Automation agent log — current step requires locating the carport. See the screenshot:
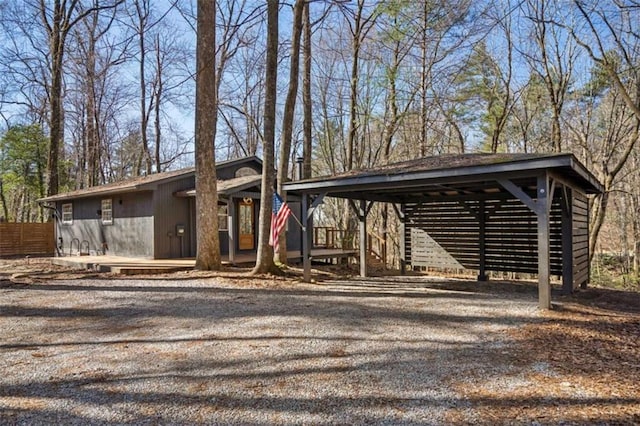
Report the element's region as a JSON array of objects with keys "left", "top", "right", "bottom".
[{"left": 284, "top": 153, "right": 603, "bottom": 309}]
